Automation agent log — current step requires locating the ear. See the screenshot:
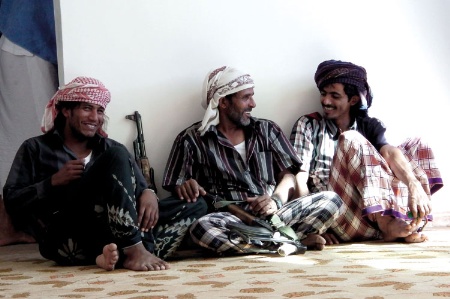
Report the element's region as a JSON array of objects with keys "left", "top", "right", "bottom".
[
  {"left": 61, "top": 107, "right": 71, "bottom": 118},
  {"left": 349, "top": 95, "right": 360, "bottom": 106},
  {"left": 218, "top": 97, "right": 229, "bottom": 108}
]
